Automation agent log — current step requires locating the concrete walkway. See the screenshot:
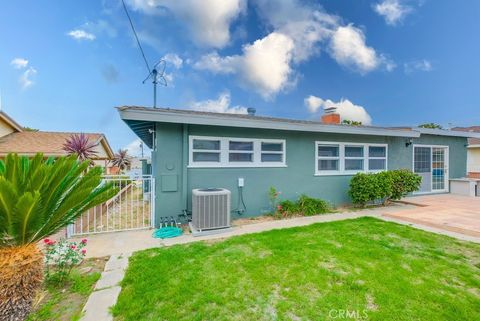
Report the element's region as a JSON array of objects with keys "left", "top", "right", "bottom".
[
  {"left": 81, "top": 253, "right": 131, "bottom": 321},
  {"left": 76, "top": 203, "right": 413, "bottom": 258}
]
